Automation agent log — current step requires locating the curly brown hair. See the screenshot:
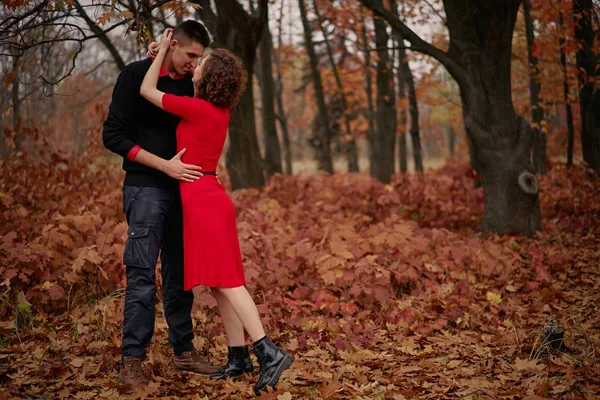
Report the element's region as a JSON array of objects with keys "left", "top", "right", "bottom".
[{"left": 195, "top": 48, "right": 248, "bottom": 108}]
